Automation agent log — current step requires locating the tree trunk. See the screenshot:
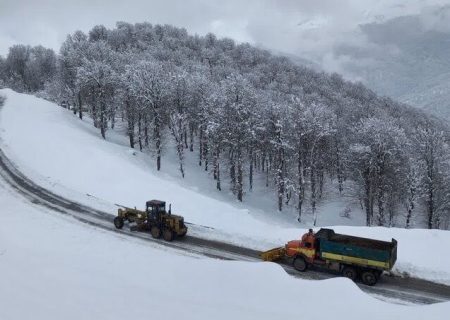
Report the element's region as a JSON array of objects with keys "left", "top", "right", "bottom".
[
  {"left": 249, "top": 148, "right": 253, "bottom": 191},
  {"left": 189, "top": 123, "right": 194, "bottom": 152},
  {"left": 111, "top": 110, "right": 115, "bottom": 129},
  {"left": 99, "top": 98, "right": 106, "bottom": 139},
  {"left": 237, "top": 151, "right": 243, "bottom": 202},
  {"left": 203, "top": 140, "right": 208, "bottom": 171},
  {"left": 126, "top": 99, "right": 135, "bottom": 149},
  {"left": 184, "top": 126, "right": 188, "bottom": 149},
  {"left": 297, "top": 150, "right": 304, "bottom": 223},
  {"left": 144, "top": 116, "right": 149, "bottom": 147},
  {"left": 427, "top": 188, "right": 434, "bottom": 229},
  {"left": 405, "top": 208, "right": 412, "bottom": 228},
  {"left": 154, "top": 109, "right": 161, "bottom": 171},
  {"left": 92, "top": 87, "right": 98, "bottom": 128},
  {"left": 363, "top": 172, "right": 373, "bottom": 226},
  {"left": 138, "top": 112, "right": 143, "bottom": 151},
  {"left": 336, "top": 143, "right": 343, "bottom": 194},
  {"left": 199, "top": 126, "right": 203, "bottom": 166},
  {"left": 214, "top": 147, "right": 221, "bottom": 191},
  {"left": 78, "top": 92, "right": 83, "bottom": 120},
  {"left": 230, "top": 150, "right": 236, "bottom": 194},
  {"left": 377, "top": 191, "right": 385, "bottom": 226},
  {"left": 310, "top": 165, "right": 317, "bottom": 225},
  {"left": 318, "top": 167, "right": 324, "bottom": 199},
  {"left": 277, "top": 158, "right": 284, "bottom": 212}
]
